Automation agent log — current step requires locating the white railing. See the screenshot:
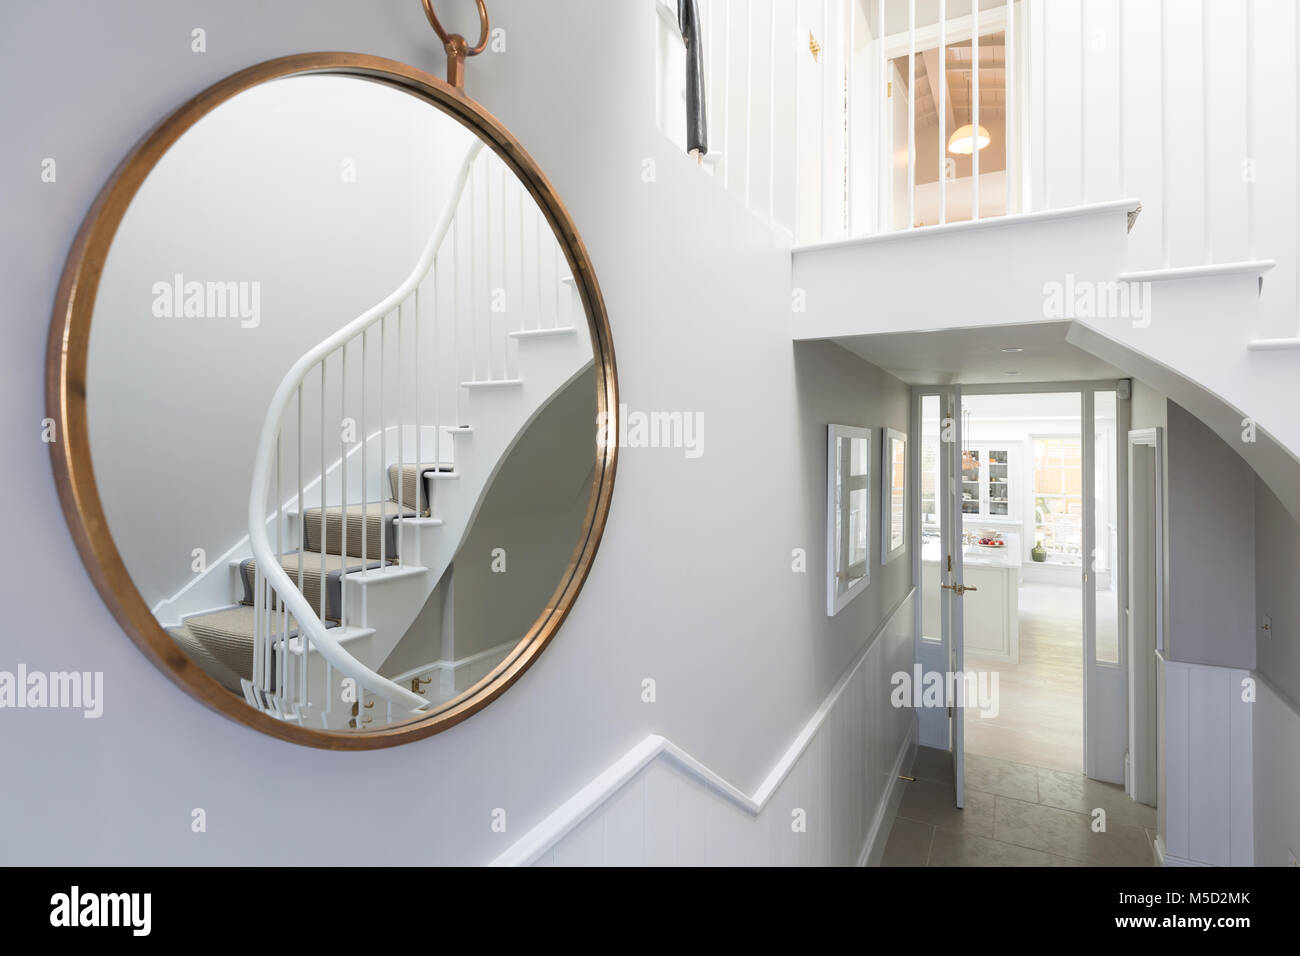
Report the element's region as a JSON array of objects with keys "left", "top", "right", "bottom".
[{"left": 243, "top": 137, "right": 569, "bottom": 727}]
